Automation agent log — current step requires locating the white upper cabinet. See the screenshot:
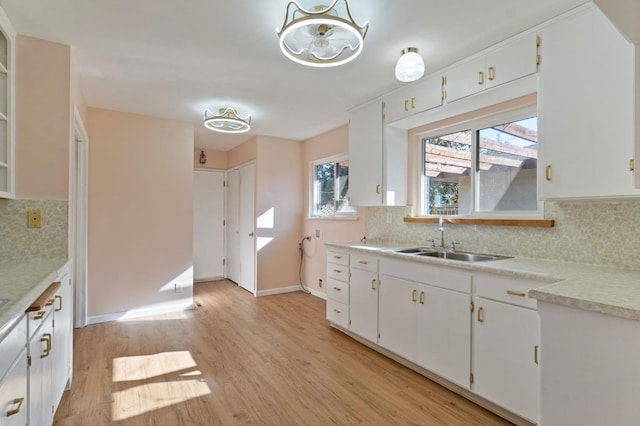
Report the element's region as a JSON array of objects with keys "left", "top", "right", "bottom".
[
  {"left": 540, "top": 5, "right": 640, "bottom": 199},
  {"left": 383, "top": 74, "right": 443, "bottom": 124},
  {"left": 0, "top": 7, "right": 15, "bottom": 199},
  {"left": 444, "top": 34, "right": 538, "bottom": 103},
  {"left": 348, "top": 100, "right": 407, "bottom": 206}
]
